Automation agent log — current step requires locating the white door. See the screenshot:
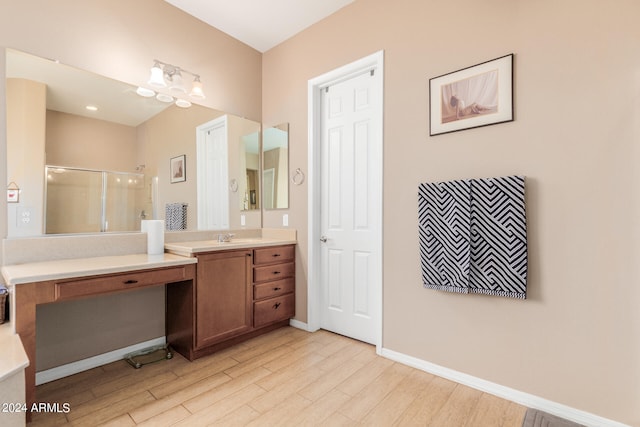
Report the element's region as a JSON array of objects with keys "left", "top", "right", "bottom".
[
  {"left": 197, "top": 116, "right": 229, "bottom": 230},
  {"left": 319, "top": 67, "right": 382, "bottom": 345},
  {"left": 263, "top": 168, "right": 275, "bottom": 209}
]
